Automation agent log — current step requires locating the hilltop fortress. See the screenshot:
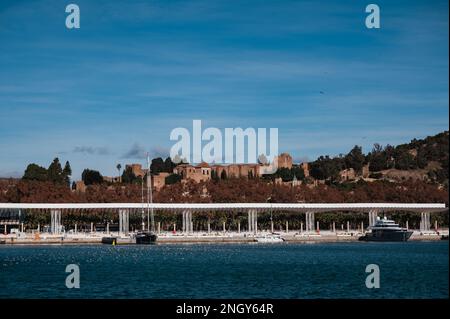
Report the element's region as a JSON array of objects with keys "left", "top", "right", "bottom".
[{"left": 121, "top": 153, "right": 300, "bottom": 190}]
